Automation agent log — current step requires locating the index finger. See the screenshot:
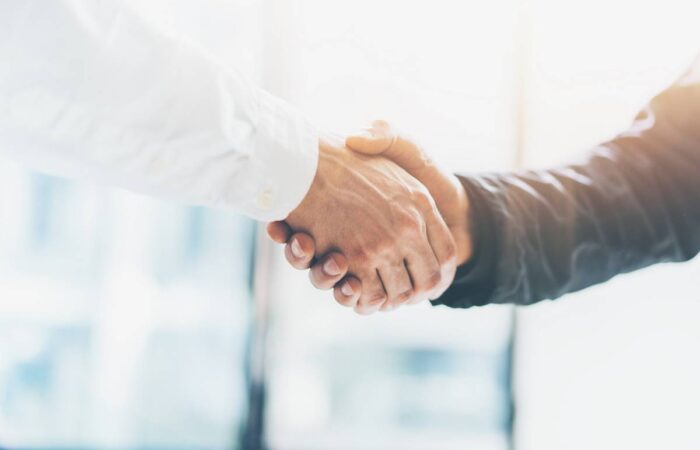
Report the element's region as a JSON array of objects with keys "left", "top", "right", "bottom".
[{"left": 266, "top": 221, "right": 292, "bottom": 244}]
